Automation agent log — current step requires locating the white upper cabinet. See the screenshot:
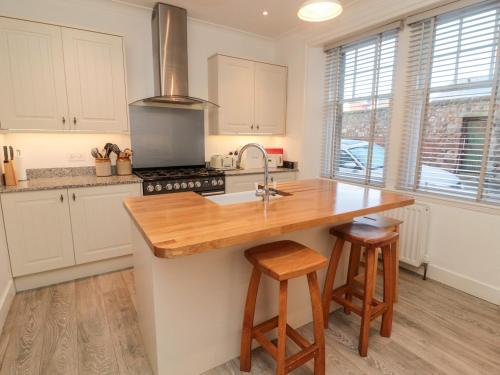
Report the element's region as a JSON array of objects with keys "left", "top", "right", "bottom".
[
  {"left": 208, "top": 54, "right": 287, "bottom": 136},
  {"left": 0, "top": 17, "right": 68, "bottom": 130},
  {"left": 1, "top": 190, "right": 75, "bottom": 277},
  {"left": 68, "top": 184, "right": 140, "bottom": 264},
  {"left": 0, "top": 17, "right": 128, "bottom": 132},
  {"left": 254, "top": 63, "right": 287, "bottom": 135},
  {"left": 62, "top": 29, "right": 128, "bottom": 132}
]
